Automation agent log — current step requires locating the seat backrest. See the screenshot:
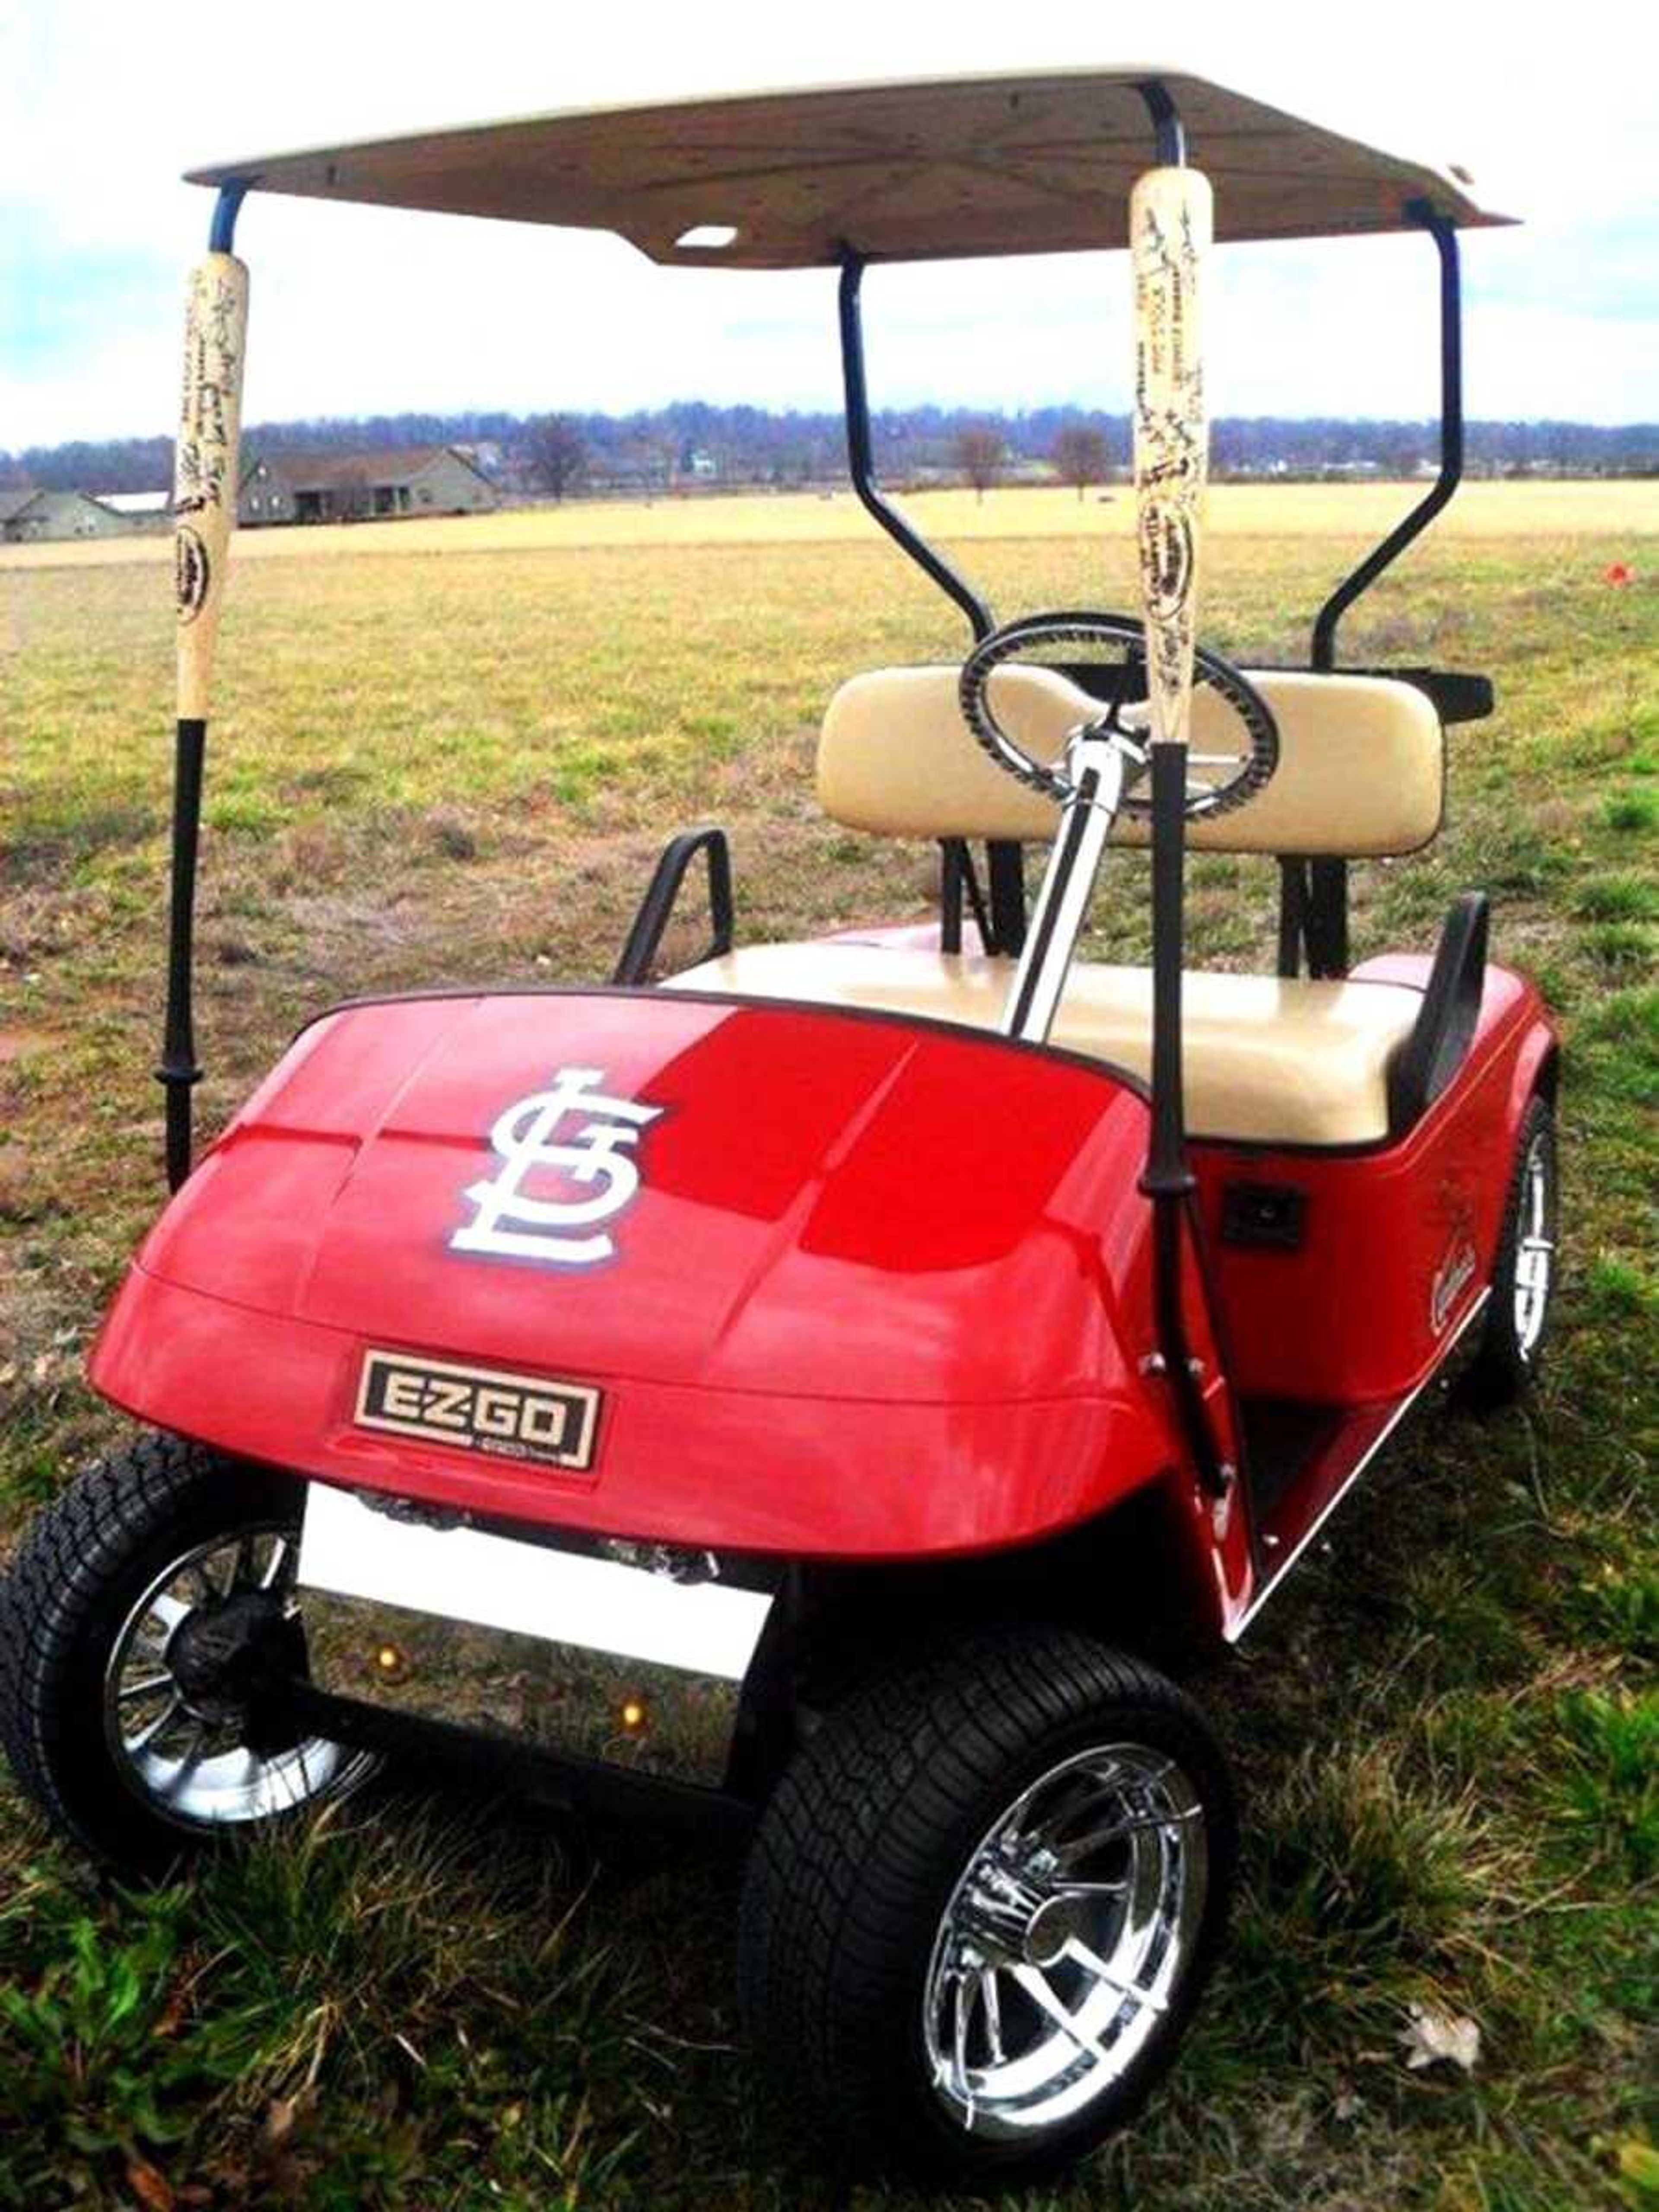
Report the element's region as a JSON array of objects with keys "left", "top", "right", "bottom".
[{"left": 817, "top": 664, "right": 1444, "bottom": 857}]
